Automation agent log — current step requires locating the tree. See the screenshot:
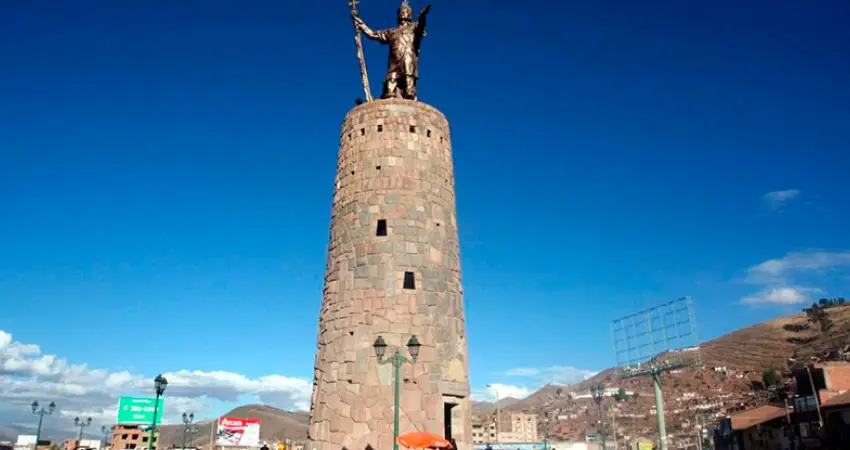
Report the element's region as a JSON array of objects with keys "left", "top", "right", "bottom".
[
  {"left": 803, "top": 299, "right": 839, "bottom": 333},
  {"left": 614, "top": 387, "right": 628, "bottom": 402},
  {"left": 762, "top": 369, "right": 781, "bottom": 388}
]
